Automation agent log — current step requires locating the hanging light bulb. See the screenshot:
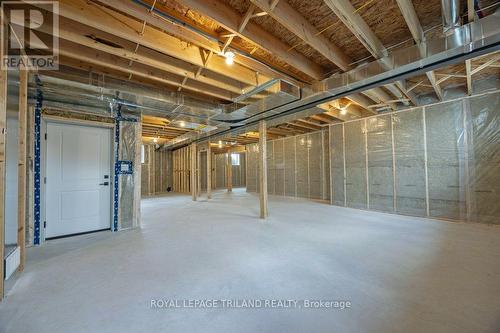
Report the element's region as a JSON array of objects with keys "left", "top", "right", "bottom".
[
  {"left": 179, "top": 121, "right": 186, "bottom": 127},
  {"left": 225, "top": 51, "right": 235, "bottom": 65},
  {"left": 153, "top": 137, "right": 158, "bottom": 143},
  {"left": 340, "top": 102, "right": 351, "bottom": 115}
]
